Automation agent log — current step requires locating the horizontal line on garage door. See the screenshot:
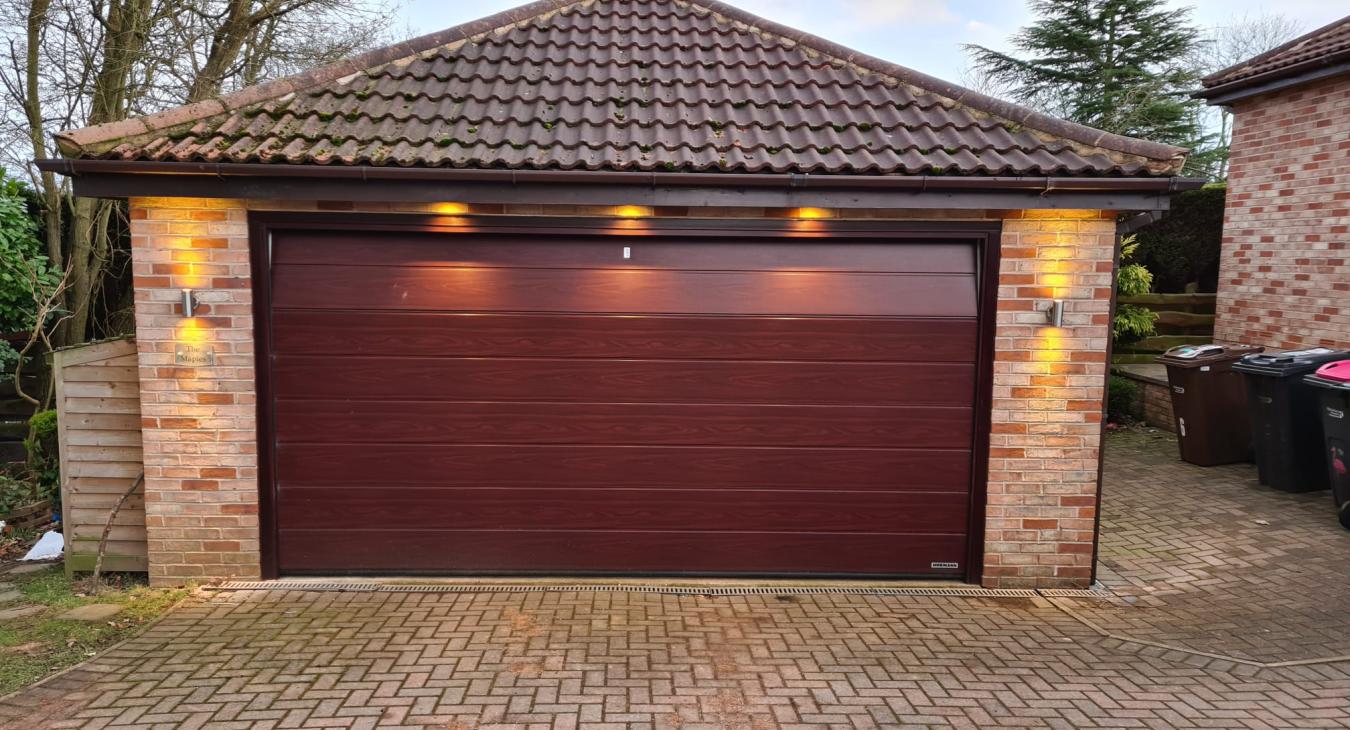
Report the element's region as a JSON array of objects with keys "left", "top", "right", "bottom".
[
  {"left": 273, "top": 397, "right": 973, "bottom": 410},
  {"left": 281, "top": 265, "right": 975, "bottom": 276},
  {"left": 275, "top": 485, "right": 973, "bottom": 497},
  {"left": 281, "top": 528, "right": 968, "bottom": 536},
  {"left": 274, "top": 441, "right": 972, "bottom": 452},
  {"left": 273, "top": 484, "right": 971, "bottom": 494},
  {"left": 271, "top": 307, "right": 980, "bottom": 321},
  {"left": 273, "top": 354, "right": 976, "bottom": 366}
]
